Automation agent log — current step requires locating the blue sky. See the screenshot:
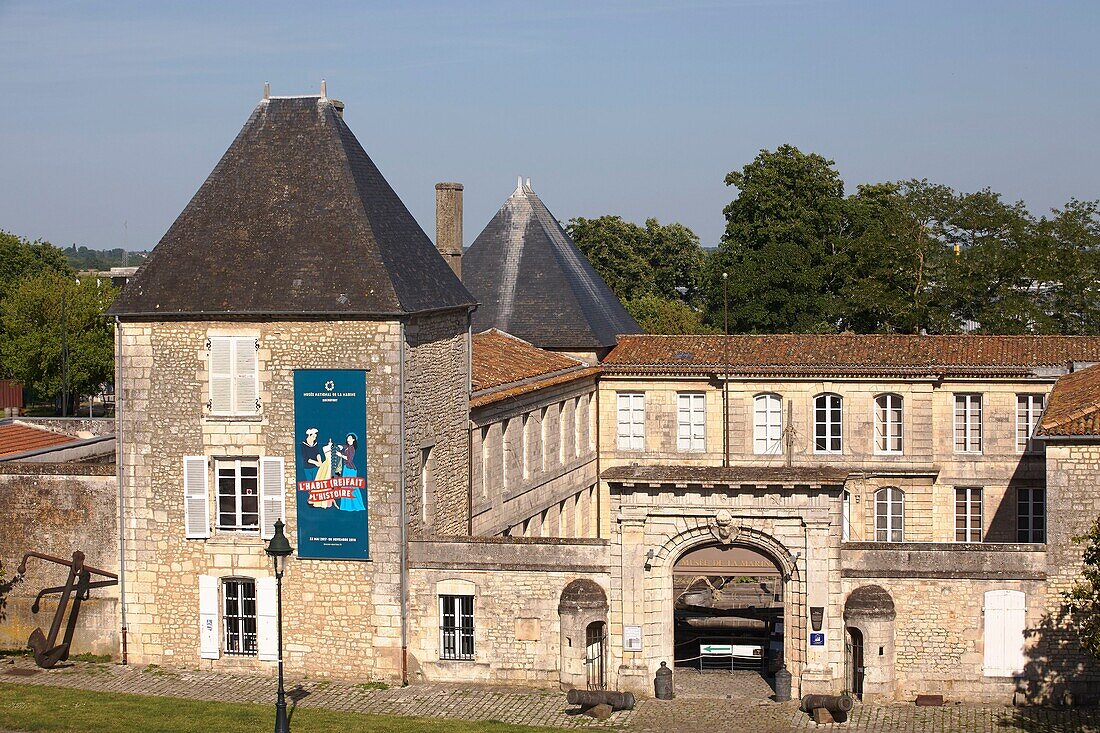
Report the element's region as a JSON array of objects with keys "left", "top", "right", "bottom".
[{"left": 1, "top": 1, "right": 1097, "bottom": 250}]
